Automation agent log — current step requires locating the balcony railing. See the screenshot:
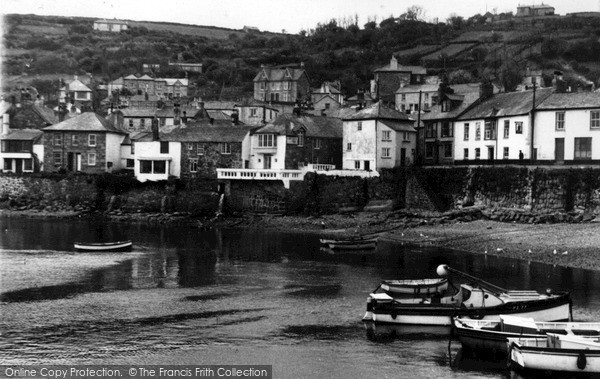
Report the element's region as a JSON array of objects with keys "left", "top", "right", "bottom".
[{"left": 217, "top": 164, "right": 378, "bottom": 188}]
